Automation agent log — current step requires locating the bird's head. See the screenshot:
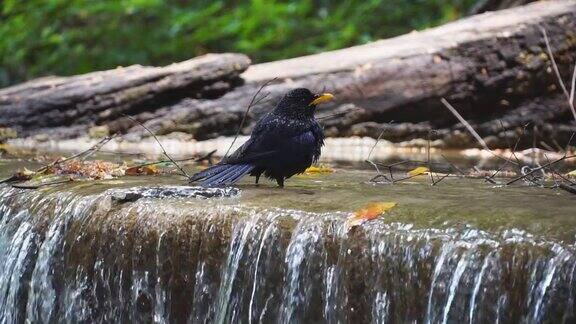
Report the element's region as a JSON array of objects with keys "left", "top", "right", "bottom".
[{"left": 274, "top": 88, "right": 334, "bottom": 118}]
